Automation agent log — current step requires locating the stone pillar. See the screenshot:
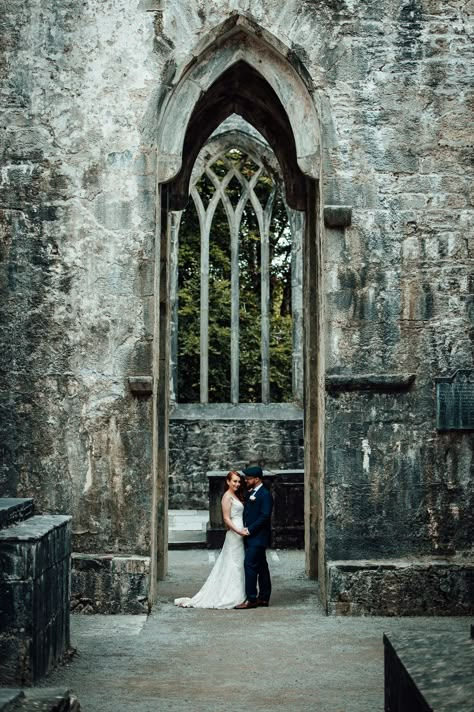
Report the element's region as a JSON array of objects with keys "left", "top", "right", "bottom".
[{"left": 0, "top": 502, "right": 72, "bottom": 685}]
